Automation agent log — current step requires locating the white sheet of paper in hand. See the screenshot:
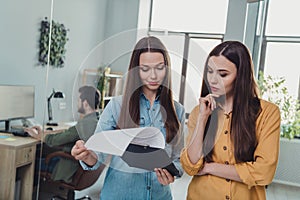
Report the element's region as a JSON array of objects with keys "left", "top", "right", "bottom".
[{"left": 85, "top": 127, "right": 165, "bottom": 156}]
